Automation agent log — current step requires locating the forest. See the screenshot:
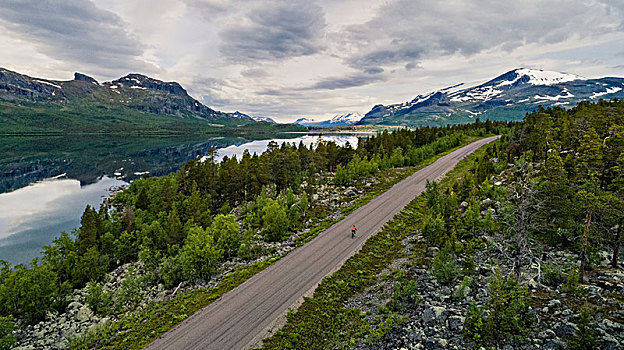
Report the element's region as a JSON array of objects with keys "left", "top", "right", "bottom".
[
  {"left": 261, "top": 99, "right": 624, "bottom": 349},
  {"left": 0, "top": 119, "right": 505, "bottom": 347}
]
